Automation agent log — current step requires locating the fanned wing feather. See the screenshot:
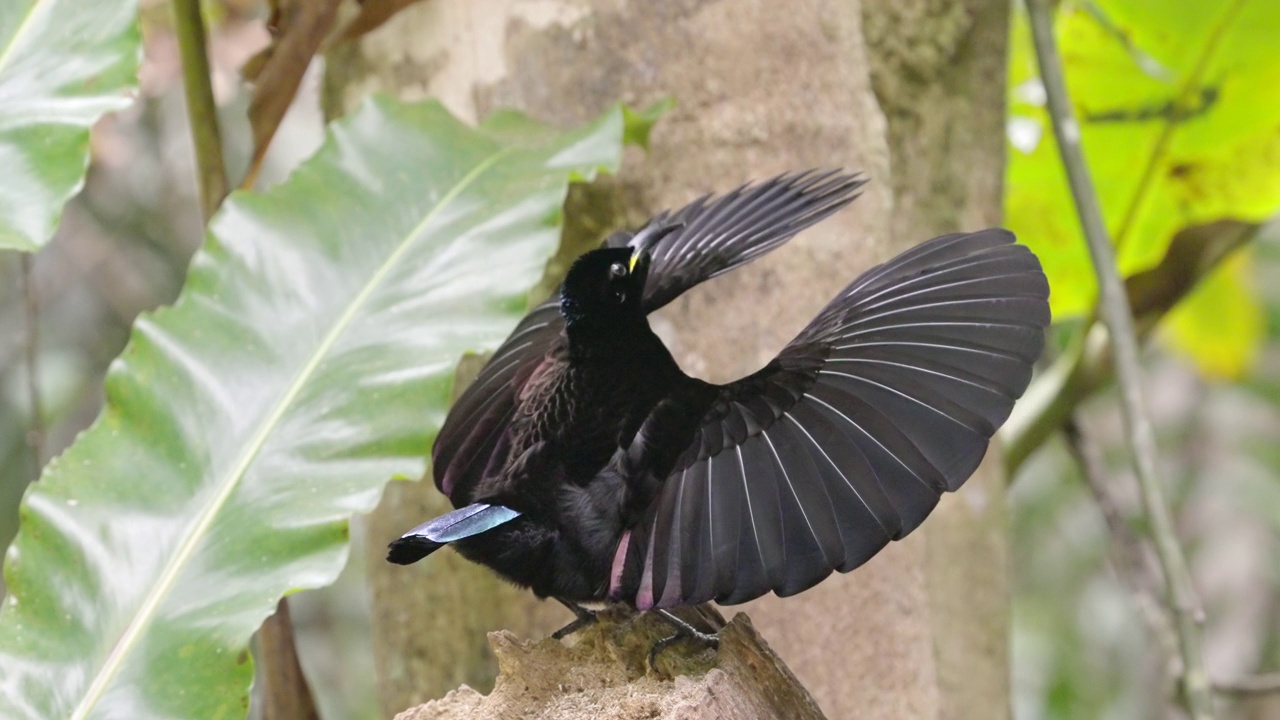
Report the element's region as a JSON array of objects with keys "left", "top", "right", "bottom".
[
  {"left": 626, "top": 229, "right": 1049, "bottom": 607},
  {"left": 612, "top": 170, "right": 867, "bottom": 312},
  {"left": 433, "top": 170, "right": 867, "bottom": 504}
]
